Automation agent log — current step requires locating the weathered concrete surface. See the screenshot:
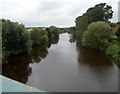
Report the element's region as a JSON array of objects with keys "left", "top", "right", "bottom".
[{"left": 1, "top": 75, "right": 45, "bottom": 92}]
